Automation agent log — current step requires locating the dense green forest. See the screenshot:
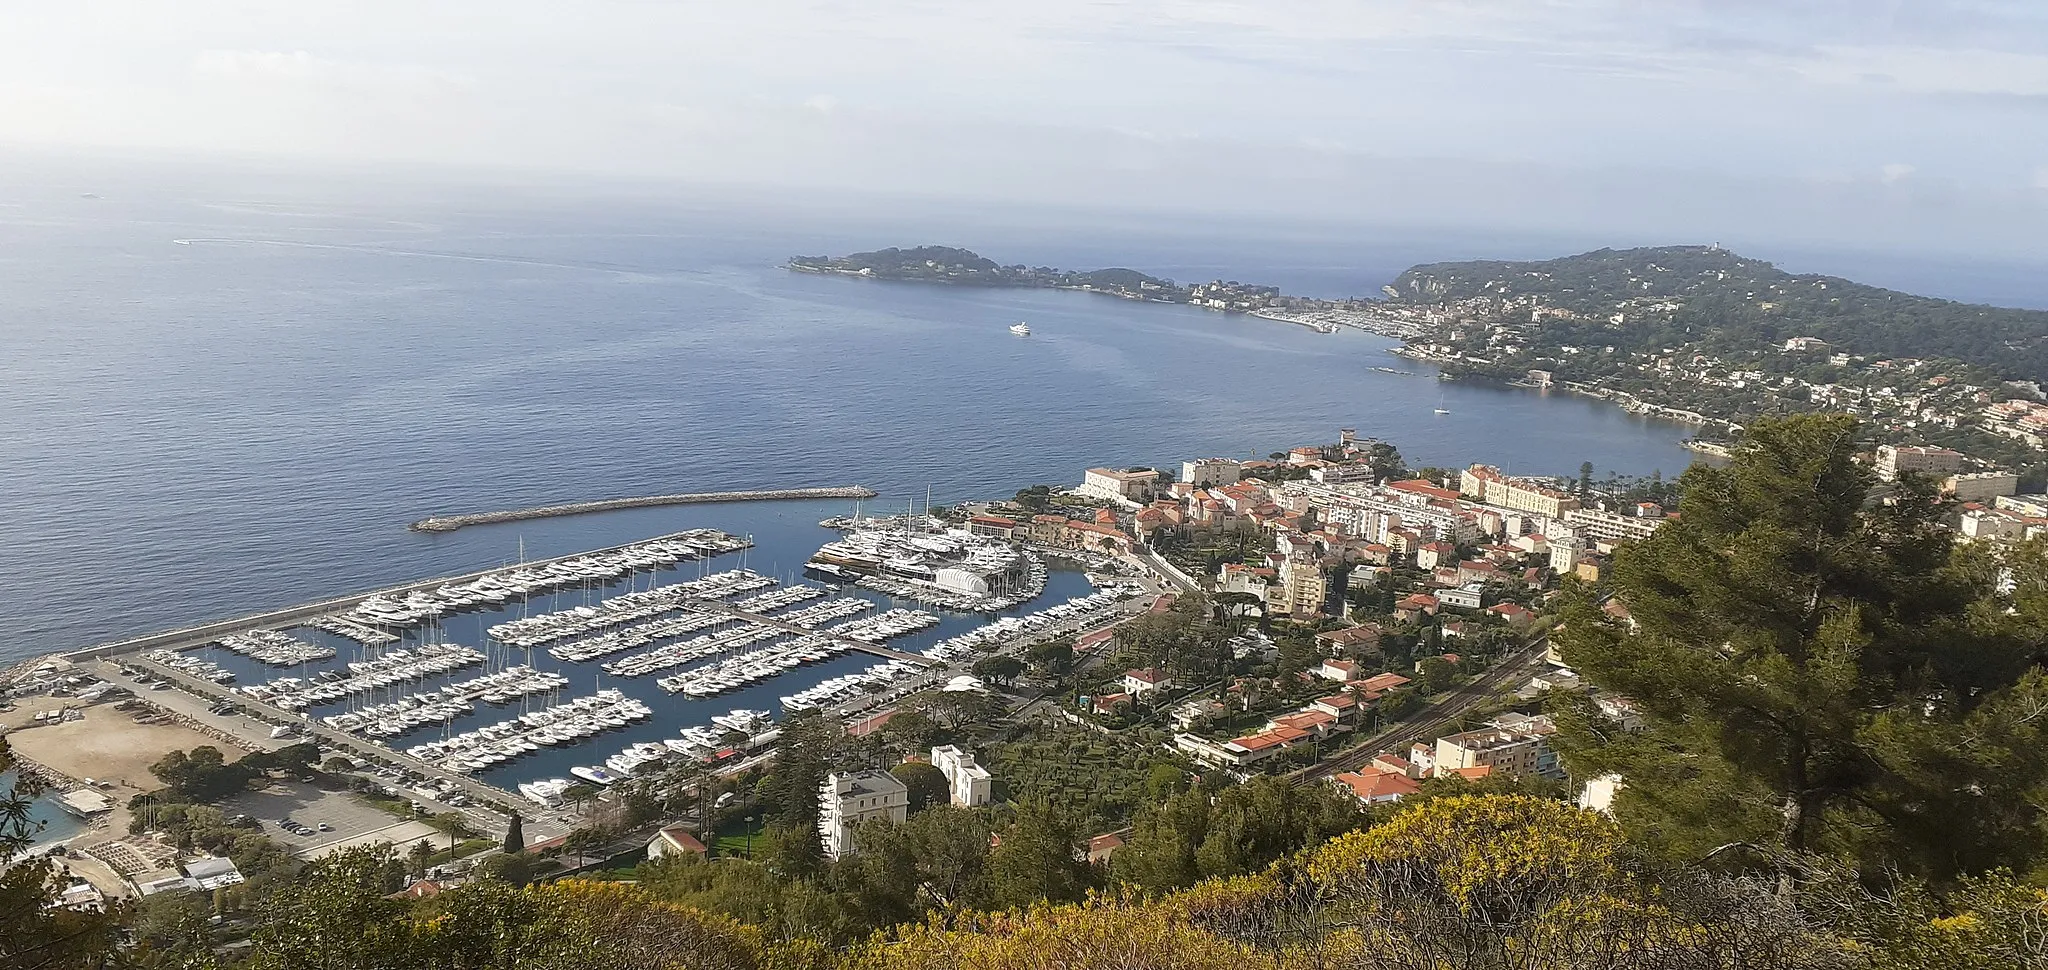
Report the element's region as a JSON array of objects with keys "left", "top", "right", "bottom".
[{"left": 1391, "top": 245, "right": 2048, "bottom": 381}]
